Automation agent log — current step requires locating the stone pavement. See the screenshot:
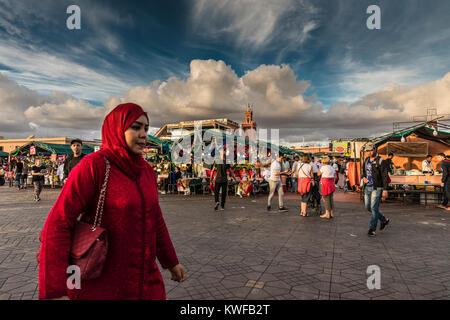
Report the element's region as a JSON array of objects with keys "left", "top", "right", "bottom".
[{"left": 0, "top": 185, "right": 449, "bottom": 300}]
